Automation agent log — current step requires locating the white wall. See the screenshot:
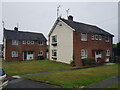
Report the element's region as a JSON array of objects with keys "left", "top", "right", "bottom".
[{"left": 49, "top": 21, "right": 73, "bottom": 64}]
